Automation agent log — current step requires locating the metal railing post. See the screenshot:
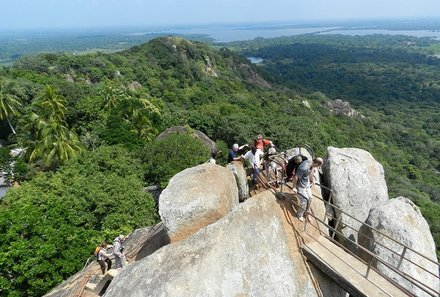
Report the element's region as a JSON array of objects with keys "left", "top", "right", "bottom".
[
  {"left": 332, "top": 215, "right": 341, "bottom": 239},
  {"left": 397, "top": 246, "right": 407, "bottom": 270},
  {"left": 366, "top": 257, "right": 373, "bottom": 278}
]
